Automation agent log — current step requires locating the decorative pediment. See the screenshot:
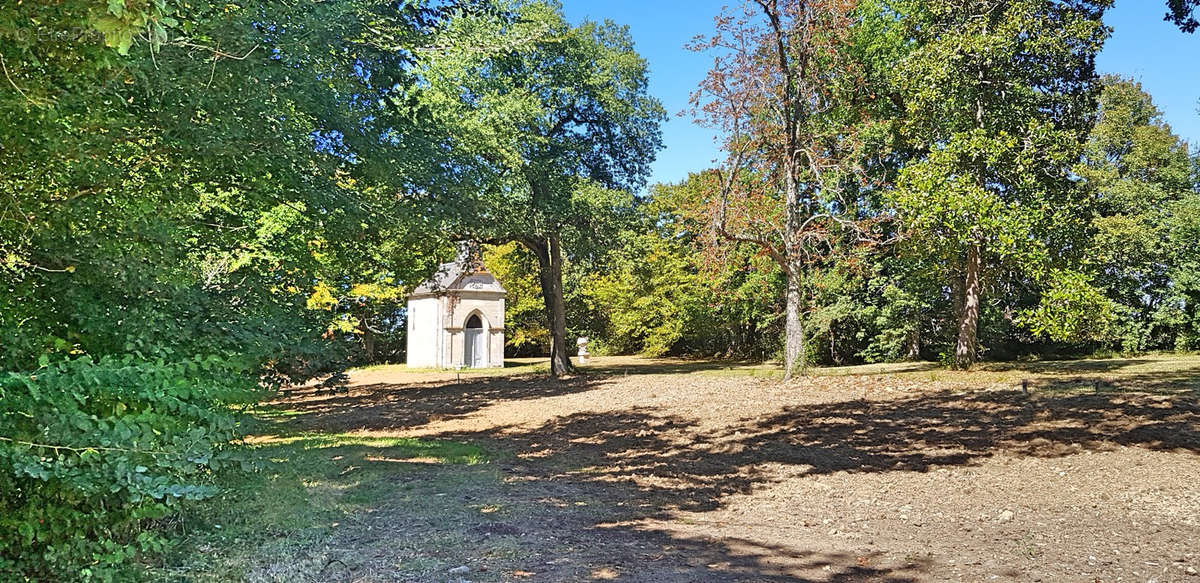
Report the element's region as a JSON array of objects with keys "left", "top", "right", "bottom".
[{"left": 452, "top": 272, "right": 505, "bottom": 293}]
